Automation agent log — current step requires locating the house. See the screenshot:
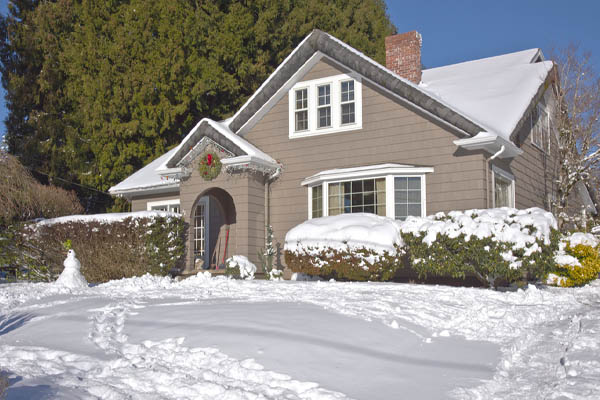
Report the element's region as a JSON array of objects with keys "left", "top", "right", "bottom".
[{"left": 109, "top": 30, "right": 562, "bottom": 274}]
